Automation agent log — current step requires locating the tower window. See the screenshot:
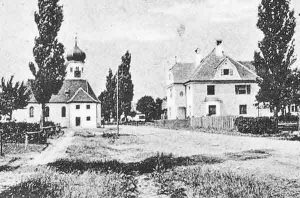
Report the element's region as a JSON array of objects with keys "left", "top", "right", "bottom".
[
  {"left": 74, "top": 67, "right": 81, "bottom": 78},
  {"left": 70, "top": 67, "right": 73, "bottom": 72},
  {"left": 76, "top": 105, "right": 80, "bottom": 109}
]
